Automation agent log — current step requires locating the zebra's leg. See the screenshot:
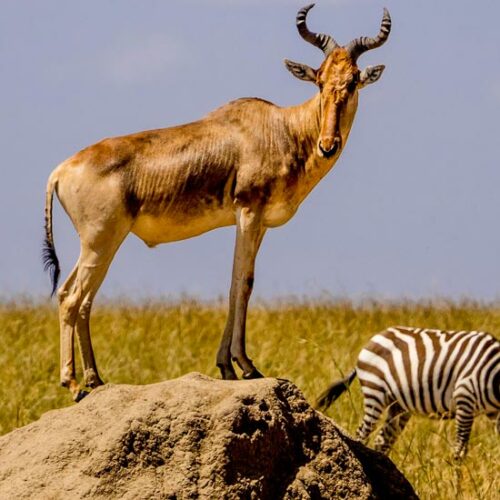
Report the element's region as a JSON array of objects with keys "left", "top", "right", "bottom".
[
  {"left": 454, "top": 399, "right": 475, "bottom": 460},
  {"left": 356, "top": 400, "right": 386, "bottom": 445},
  {"left": 373, "top": 401, "right": 411, "bottom": 454}
]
